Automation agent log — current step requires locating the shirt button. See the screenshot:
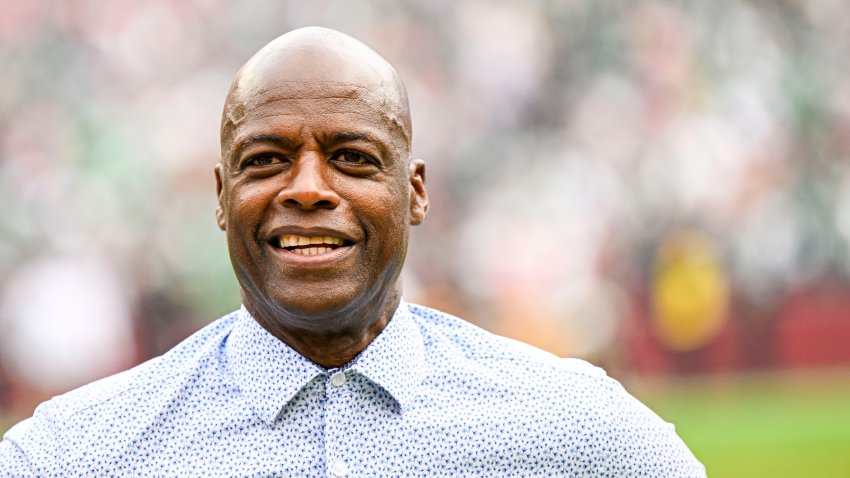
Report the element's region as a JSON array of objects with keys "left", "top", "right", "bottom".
[
  {"left": 330, "top": 458, "right": 348, "bottom": 477},
  {"left": 330, "top": 371, "right": 347, "bottom": 387}
]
